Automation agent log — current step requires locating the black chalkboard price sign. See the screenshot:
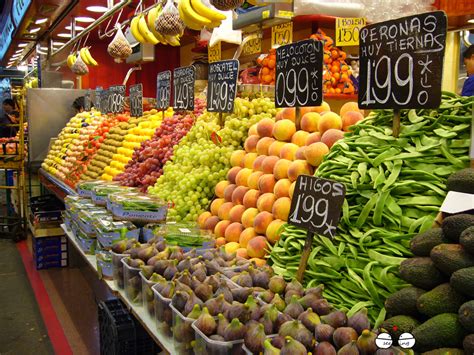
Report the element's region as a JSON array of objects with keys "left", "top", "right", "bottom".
[
  {"left": 275, "top": 39, "right": 323, "bottom": 108},
  {"left": 100, "top": 89, "right": 109, "bottom": 113},
  {"left": 108, "top": 85, "right": 126, "bottom": 114},
  {"left": 358, "top": 11, "right": 447, "bottom": 110},
  {"left": 288, "top": 175, "right": 346, "bottom": 281},
  {"left": 95, "top": 87, "right": 103, "bottom": 111},
  {"left": 173, "top": 66, "right": 195, "bottom": 111},
  {"left": 156, "top": 71, "right": 171, "bottom": 110},
  {"left": 84, "top": 90, "right": 91, "bottom": 111},
  {"left": 130, "top": 84, "right": 143, "bottom": 117},
  {"left": 207, "top": 59, "right": 239, "bottom": 113}
]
